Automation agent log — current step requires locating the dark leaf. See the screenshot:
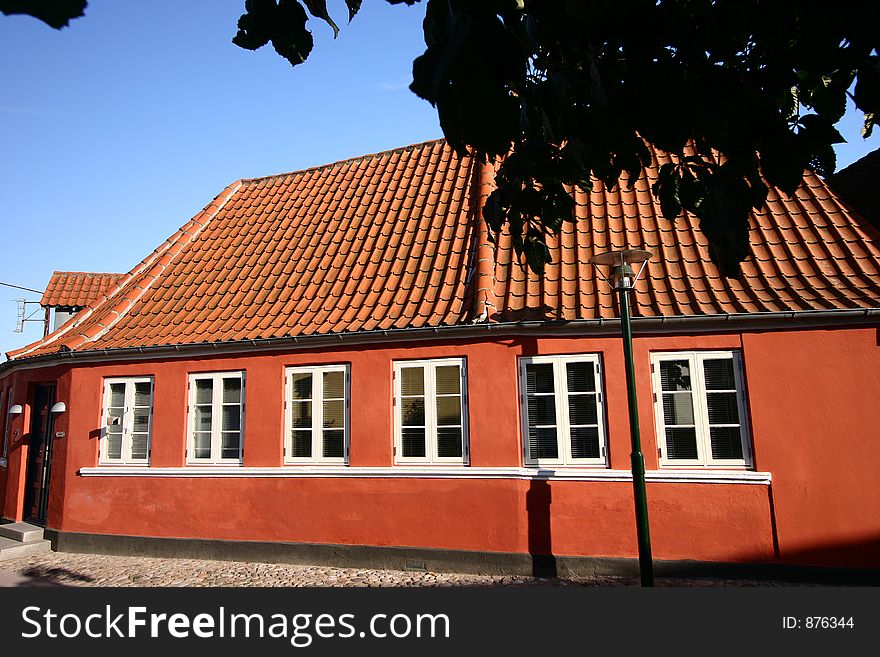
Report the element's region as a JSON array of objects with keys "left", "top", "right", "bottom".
[
  {"left": 0, "top": 0, "right": 86, "bottom": 29},
  {"left": 344, "top": 0, "right": 362, "bottom": 22},
  {"left": 232, "top": 11, "right": 272, "bottom": 51},
  {"left": 652, "top": 168, "right": 682, "bottom": 220},
  {"left": 271, "top": 0, "right": 314, "bottom": 65},
  {"left": 302, "top": 0, "right": 339, "bottom": 37},
  {"left": 233, "top": 0, "right": 314, "bottom": 67},
  {"left": 759, "top": 129, "right": 806, "bottom": 195},
  {"left": 692, "top": 173, "right": 752, "bottom": 278},
  {"left": 805, "top": 71, "right": 854, "bottom": 124},
  {"left": 853, "top": 58, "right": 880, "bottom": 121}
]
